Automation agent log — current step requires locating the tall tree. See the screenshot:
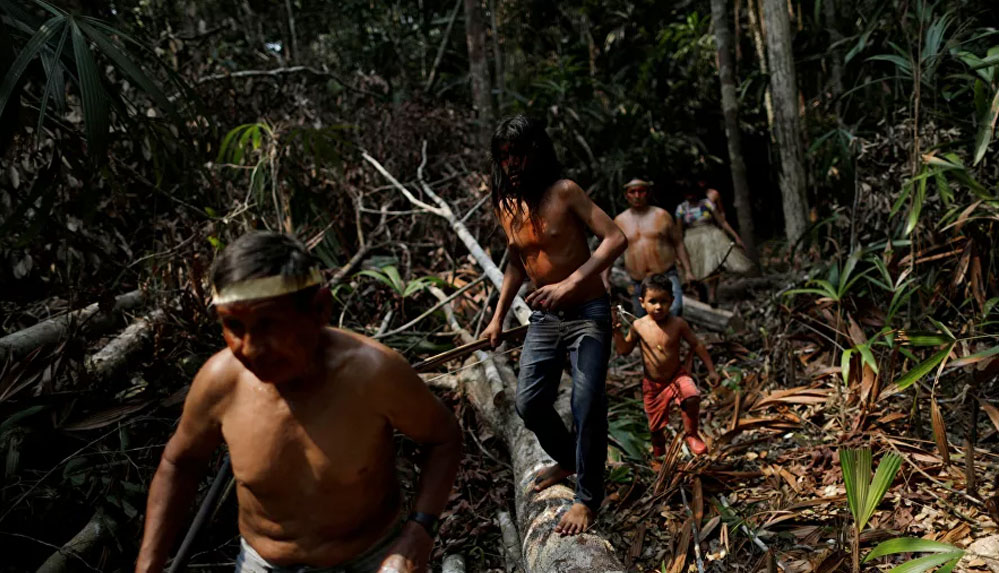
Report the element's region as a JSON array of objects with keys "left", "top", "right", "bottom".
[
  {"left": 709, "top": 0, "right": 758, "bottom": 262},
  {"left": 762, "top": 0, "right": 809, "bottom": 245},
  {"left": 464, "top": 0, "right": 492, "bottom": 145}
]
